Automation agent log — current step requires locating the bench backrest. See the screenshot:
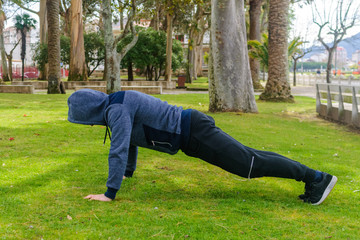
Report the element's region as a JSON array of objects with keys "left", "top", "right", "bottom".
[{"left": 316, "top": 83, "right": 359, "bottom": 127}]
